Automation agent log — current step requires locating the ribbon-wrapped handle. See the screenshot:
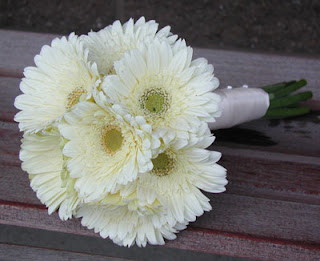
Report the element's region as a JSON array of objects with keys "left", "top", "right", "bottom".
[{"left": 209, "top": 87, "right": 270, "bottom": 130}]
